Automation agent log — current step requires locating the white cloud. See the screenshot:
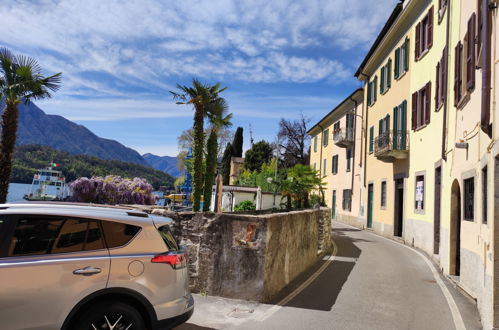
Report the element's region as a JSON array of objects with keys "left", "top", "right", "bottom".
[{"left": 0, "top": 0, "right": 397, "bottom": 92}]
